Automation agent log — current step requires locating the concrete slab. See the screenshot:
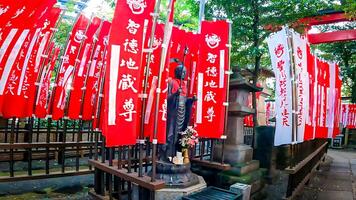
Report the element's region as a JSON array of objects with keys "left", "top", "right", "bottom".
[
  {"left": 330, "top": 162, "right": 350, "bottom": 168},
  {"left": 349, "top": 159, "right": 356, "bottom": 165},
  {"left": 317, "top": 190, "right": 353, "bottom": 200},
  {"left": 154, "top": 175, "right": 206, "bottom": 200},
  {"left": 325, "top": 172, "right": 352, "bottom": 181},
  {"left": 329, "top": 166, "right": 351, "bottom": 173}
]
